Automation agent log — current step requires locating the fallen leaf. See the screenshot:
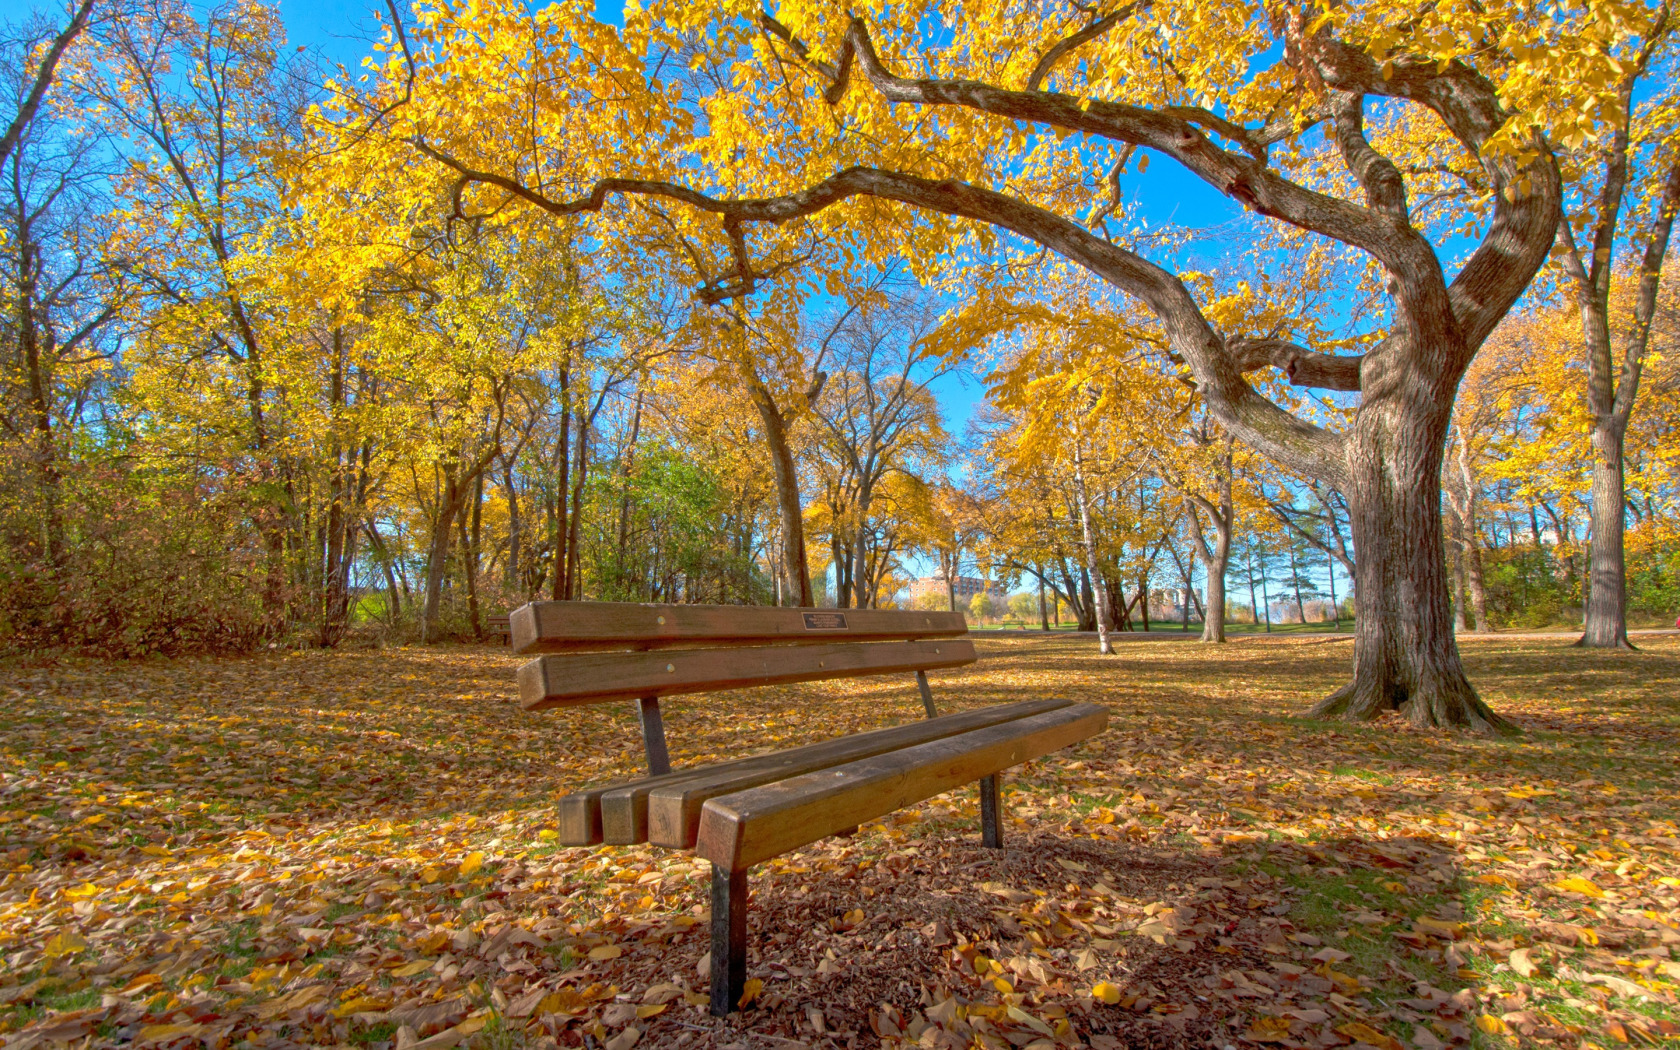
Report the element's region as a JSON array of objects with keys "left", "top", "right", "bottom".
[
  {"left": 1244, "top": 1016, "right": 1293, "bottom": 1043},
  {"left": 1553, "top": 876, "right": 1604, "bottom": 898},
  {"left": 42, "top": 931, "right": 88, "bottom": 958},
  {"left": 1508, "top": 947, "right": 1537, "bottom": 978},
  {"left": 1092, "top": 981, "right": 1122, "bottom": 1004},
  {"left": 737, "top": 977, "right": 763, "bottom": 1008},
  {"left": 1335, "top": 1021, "right": 1402, "bottom": 1050},
  {"left": 587, "top": 944, "right": 623, "bottom": 961}
]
